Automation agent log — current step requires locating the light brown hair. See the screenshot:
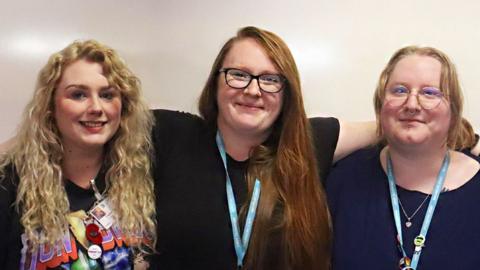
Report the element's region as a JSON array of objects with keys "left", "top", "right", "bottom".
[
  {"left": 373, "top": 46, "right": 475, "bottom": 149},
  {"left": 199, "top": 26, "right": 331, "bottom": 270}
]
